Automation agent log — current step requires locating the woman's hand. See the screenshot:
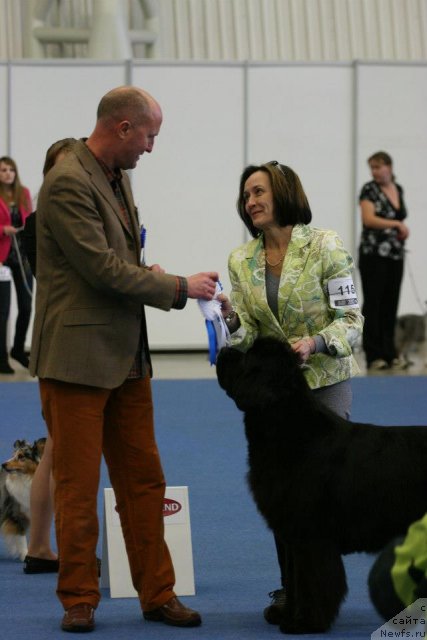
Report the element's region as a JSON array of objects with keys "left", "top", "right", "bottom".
[
  {"left": 292, "top": 338, "right": 315, "bottom": 363},
  {"left": 217, "top": 293, "right": 233, "bottom": 319},
  {"left": 395, "top": 221, "right": 409, "bottom": 241},
  {"left": 2, "top": 225, "right": 17, "bottom": 236},
  {"left": 361, "top": 201, "right": 410, "bottom": 240}
]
